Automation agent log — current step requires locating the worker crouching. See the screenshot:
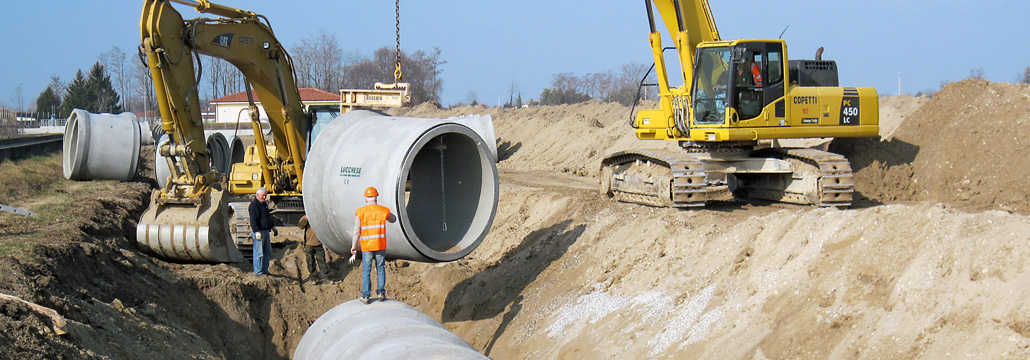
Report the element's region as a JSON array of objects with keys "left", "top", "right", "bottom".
[{"left": 351, "top": 186, "right": 396, "bottom": 304}]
